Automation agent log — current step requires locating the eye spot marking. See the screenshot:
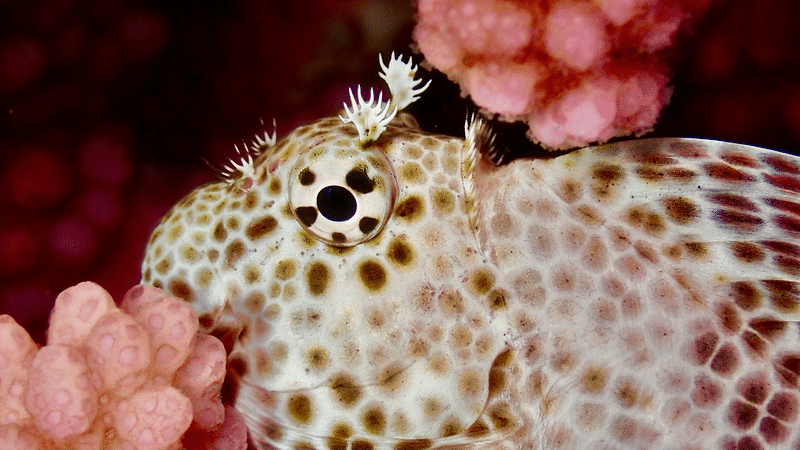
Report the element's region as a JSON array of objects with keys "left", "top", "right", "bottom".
[
  {"left": 299, "top": 168, "right": 316, "bottom": 185},
  {"left": 306, "top": 261, "right": 330, "bottom": 296},
  {"left": 295, "top": 206, "right": 318, "bottom": 227},
  {"left": 359, "top": 217, "right": 380, "bottom": 234},
  {"left": 346, "top": 167, "right": 375, "bottom": 194},
  {"left": 332, "top": 232, "right": 346, "bottom": 244},
  {"left": 358, "top": 259, "right": 387, "bottom": 292}
]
